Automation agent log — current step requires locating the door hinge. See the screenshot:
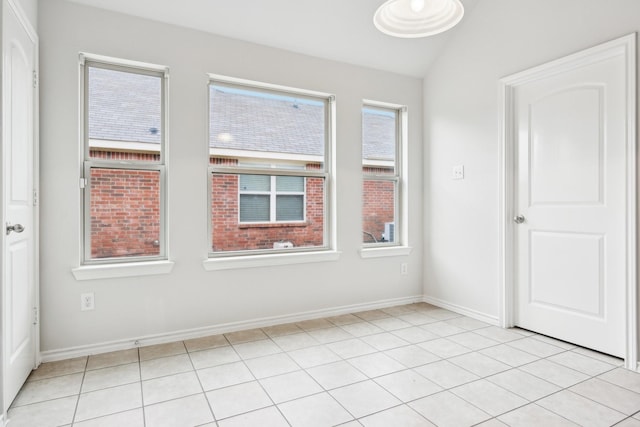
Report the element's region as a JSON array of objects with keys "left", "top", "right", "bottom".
[
  {"left": 33, "top": 307, "right": 38, "bottom": 325},
  {"left": 80, "top": 178, "right": 88, "bottom": 189},
  {"left": 33, "top": 70, "right": 38, "bottom": 89},
  {"left": 33, "top": 189, "right": 38, "bottom": 206}
]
